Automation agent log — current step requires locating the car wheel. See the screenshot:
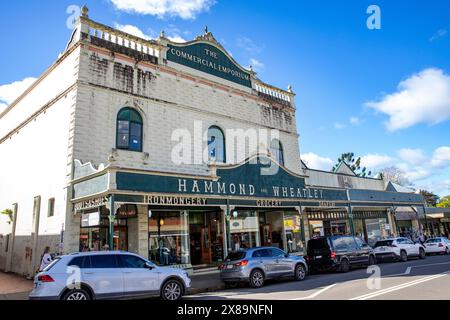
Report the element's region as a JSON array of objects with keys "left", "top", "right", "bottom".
[
  {"left": 446, "top": 247, "right": 450, "bottom": 255},
  {"left": 368, "top": 255, "right": 376, "bottom": 266},
  {"left": 339, "top": 259, "right": 350, "bottom": 273},
  {"left": 161, "top": 279, "right": 183, "bottom": 301},
  {"left": 400, "top": 250, "right": 408, "bottom": 262},
  {"left": 249, "top": 270, "right": 265, "bottom": 288},
  {"left": 295, "top": 264, "right": 307, "bottom": 281},
  {"left": 419, "top": 248, "right": 426, "bottom": 259},
  {"left": 62, "top": 289, "right": 91, "bottom": 301}
]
